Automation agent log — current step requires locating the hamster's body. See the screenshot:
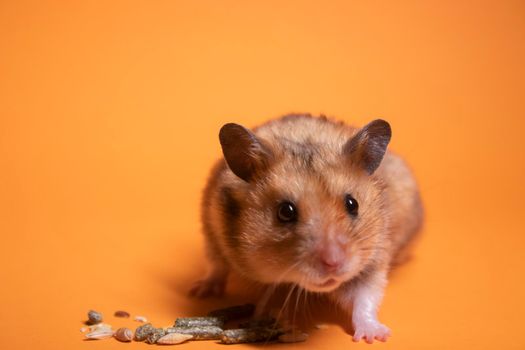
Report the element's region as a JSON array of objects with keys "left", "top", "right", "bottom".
[{"left": 193, "top": 114, "right": 423, "bottom": 343}]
